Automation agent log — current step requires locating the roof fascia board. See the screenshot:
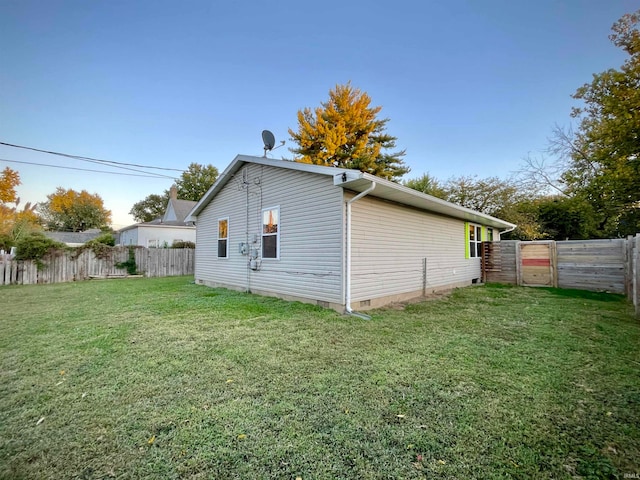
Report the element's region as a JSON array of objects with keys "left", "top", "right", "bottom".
[
  {"left": 187, "top": 154, "right": 359, "bottom": 219},
  {"left": 336, "top": 172, "right": 516, "bottom": 231},
  {"left": 187, "top": 154, "right": 516, "bottom": 231}
]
